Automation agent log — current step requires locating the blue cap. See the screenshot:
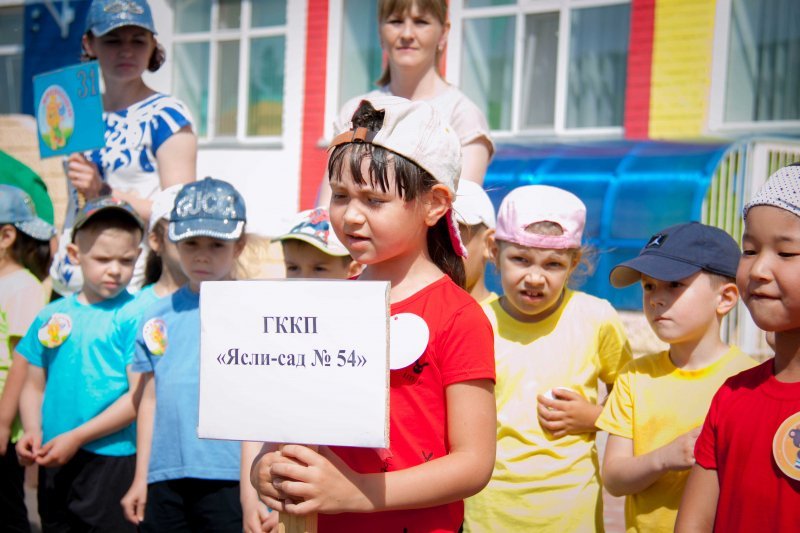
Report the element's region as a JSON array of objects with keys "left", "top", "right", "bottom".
[
  {"left": 169, "top": 178, "right": 246, "bottom": 242},
  {"left": 85, "top": 0, "right": 156, "bottom": 37},
  {"left": 0, "top": 184, "right": 56, "bottom": 241},
  {"left": 609, "top": 222, "right": 740, "bottom": 288},
  {"left": 72, "top": 196, "right": 145, "bottom": 239}
]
